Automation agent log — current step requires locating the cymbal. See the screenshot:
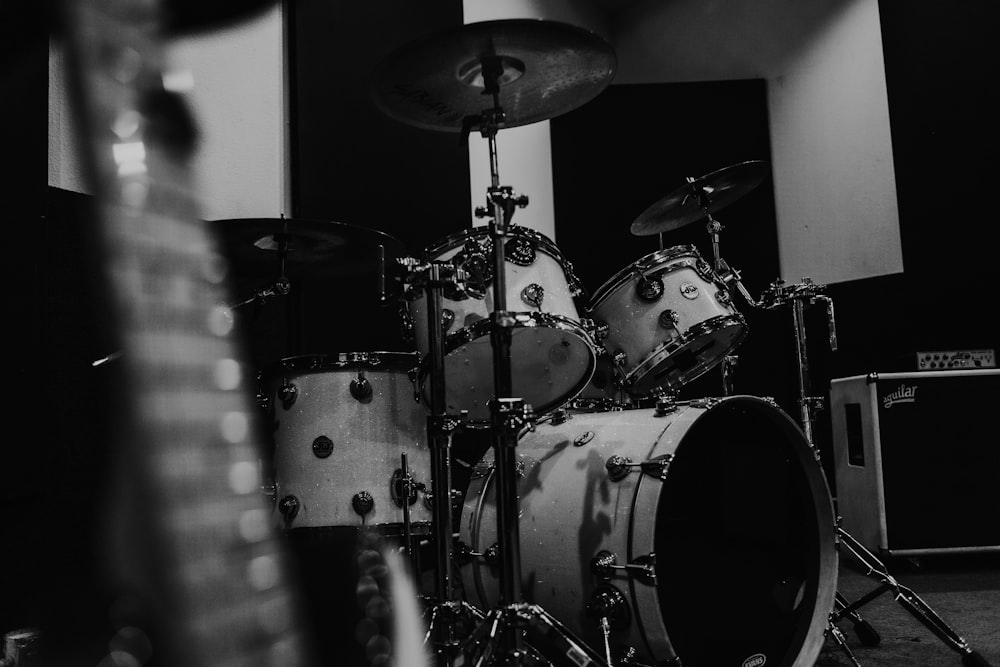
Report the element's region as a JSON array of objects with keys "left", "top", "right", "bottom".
[
  {"left": 631, "top": 160, "right": 769, "bottom": 236},
  {"left": 210, "top": 217, "right": 408, "bottom": 279},
  {"left": 372, "top": 19, "right": 617, "bottom": 132}
]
